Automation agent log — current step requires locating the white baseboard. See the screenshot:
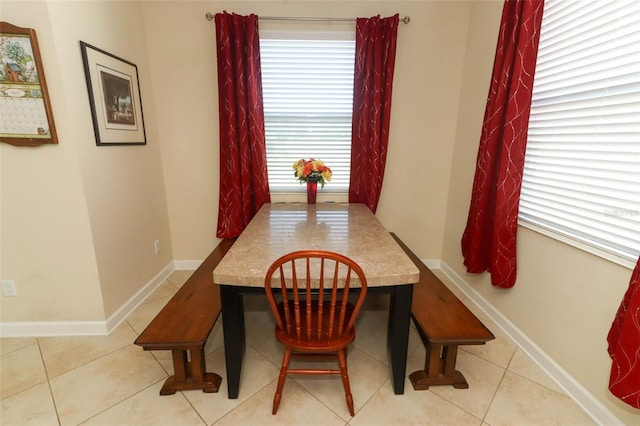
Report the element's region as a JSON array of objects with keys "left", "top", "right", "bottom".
[
  {"left": 104, "top": 261, "right": 175, "bottom": 332},
  {"left": 424, "top": 259, "right": 441, "bottom": 270},
  {"left": 0, "top": 261, "right": 175, "bottom": 338},
  {"left": 173, "top": 260, "right": 202, "bottom": 271},
  {"left": 436, "top": 260, "right": 623, "bottom": 426},
  {"left": 0, "top": 320, "right": 110, "bottom": 337}
]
